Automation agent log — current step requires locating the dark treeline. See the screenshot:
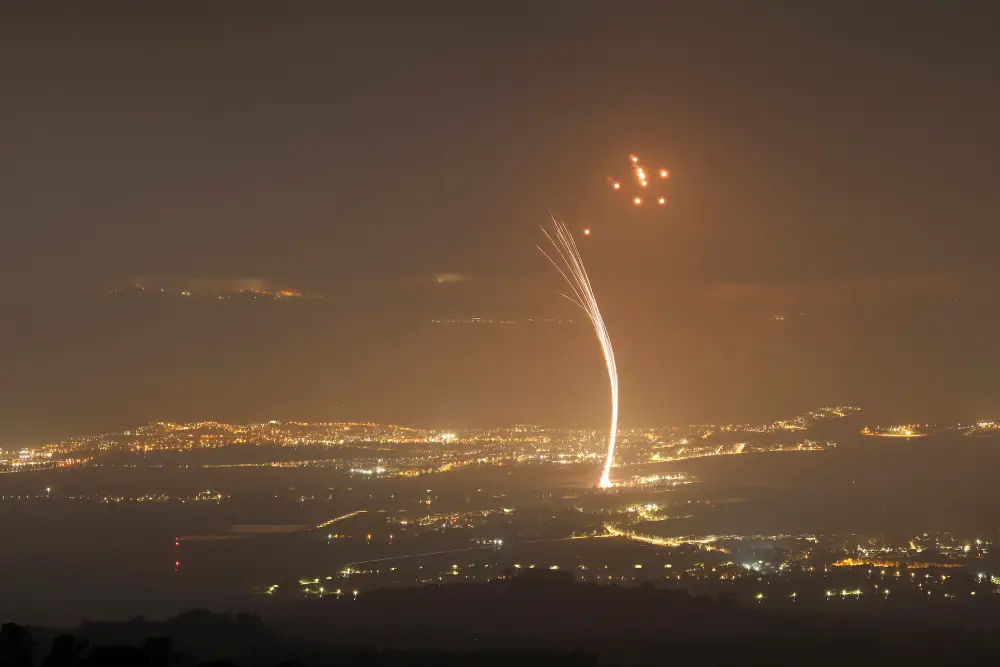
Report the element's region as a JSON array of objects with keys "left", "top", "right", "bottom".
[
  {"left": 2, "top": 619, "right": 596, "bottom": 667},
  {"left": 5, "top": 575, "right": 1000, "bottom": 666}
]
